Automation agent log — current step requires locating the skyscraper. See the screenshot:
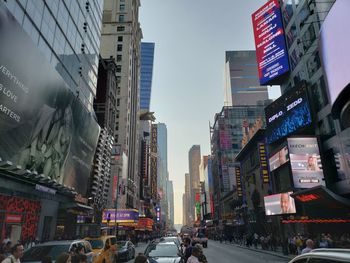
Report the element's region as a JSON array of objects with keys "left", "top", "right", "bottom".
[
  {"left": 157, "top": 123, "right": 168, "bottom": 223},
  {"left": 140, "top": 42, "right": 155, "bottom": 111},
  {"left": 167, "top": 180, "right": 174, "bottom": 227},
  {"left": 100, "top": 0, "right": 142, "bottom": 208},
  {"left": 3, "top": 0, "right": 103, "bottom": 110},
  {"left": 189, "top": 145, "right": 201, "bottom": 224},
  {"left": 224, "top": 51, "right": 268, "bottom": 106}
]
